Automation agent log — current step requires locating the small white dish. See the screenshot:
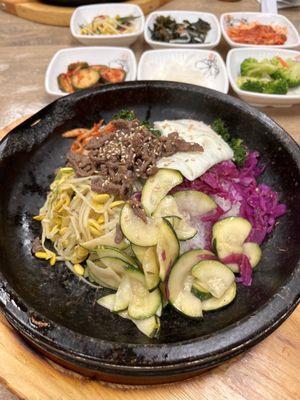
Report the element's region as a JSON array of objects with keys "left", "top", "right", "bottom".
[
  {"left": 45, "top": 47, "right": 137, "bottom": 97},
  {"left": 138, "top": 49, "right": 229, "bottom": 94},
  {"left": 70, "top": 4, "right": 144, "bottom": 46},
  {"left": 227, "top": 47, "right": 300, "bottom": 107},
  {"left": 144, "top": 11, "right": 221, "bottom": 49},
  {"left": 220, "top": 12, "right": 300, "bottom": 49}
]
